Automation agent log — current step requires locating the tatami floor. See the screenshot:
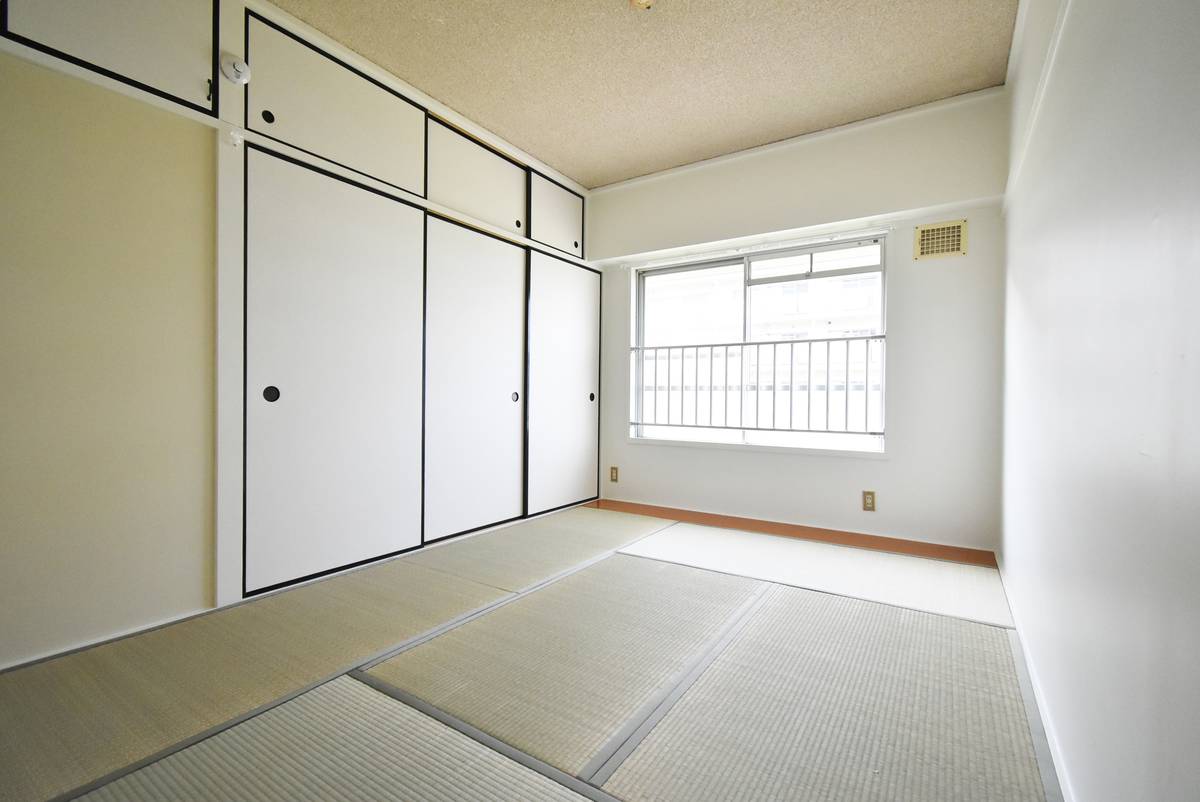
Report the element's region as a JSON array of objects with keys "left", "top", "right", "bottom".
[{"left": 0, "top": 507, "right": 1059, "bottom": 802}]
